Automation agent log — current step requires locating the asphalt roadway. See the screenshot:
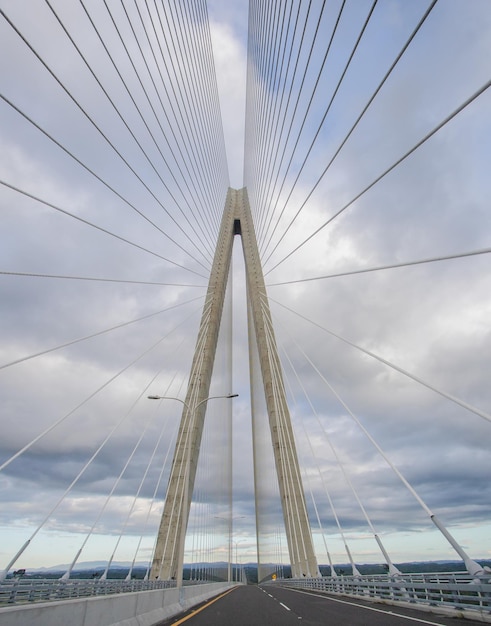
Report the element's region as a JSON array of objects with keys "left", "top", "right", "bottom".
[{"left": 158, "top": 584, "right": 487, "bottom": 625}]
